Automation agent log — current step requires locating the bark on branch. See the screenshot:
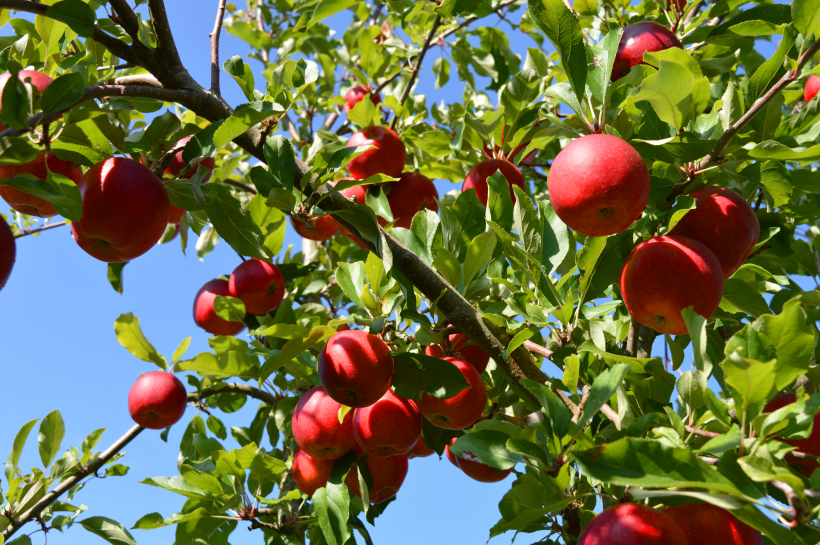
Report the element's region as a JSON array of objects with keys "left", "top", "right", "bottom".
[{"left": 210, "top": 0, "right": 229, "bottom": 96}]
